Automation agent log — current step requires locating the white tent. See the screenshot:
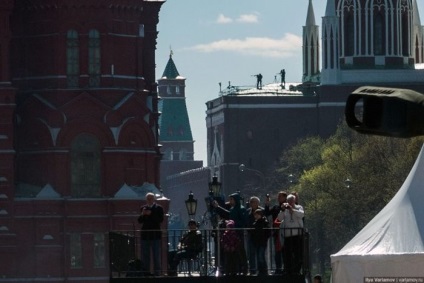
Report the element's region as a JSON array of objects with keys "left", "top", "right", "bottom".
[{"left": 331, "top": 145, "right": 424, "bottom": 282}]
